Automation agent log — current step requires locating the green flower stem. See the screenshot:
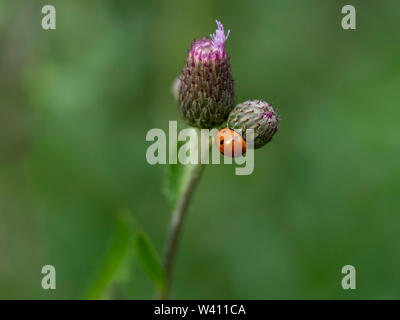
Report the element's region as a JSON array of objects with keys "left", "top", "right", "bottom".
[{"left": 160, "top": 162, "right": 206, "bottom": 299}]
